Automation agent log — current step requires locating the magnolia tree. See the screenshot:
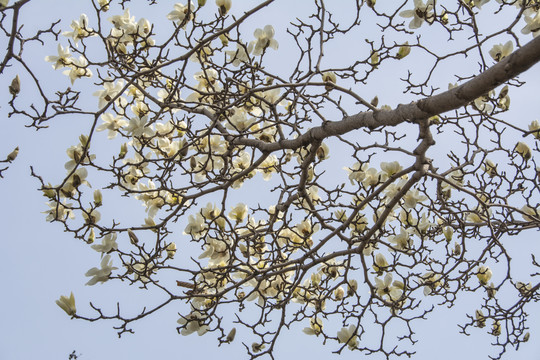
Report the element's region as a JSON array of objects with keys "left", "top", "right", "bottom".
[{"left": 2, "top": 0, "right": 540, "bottom": 358}]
